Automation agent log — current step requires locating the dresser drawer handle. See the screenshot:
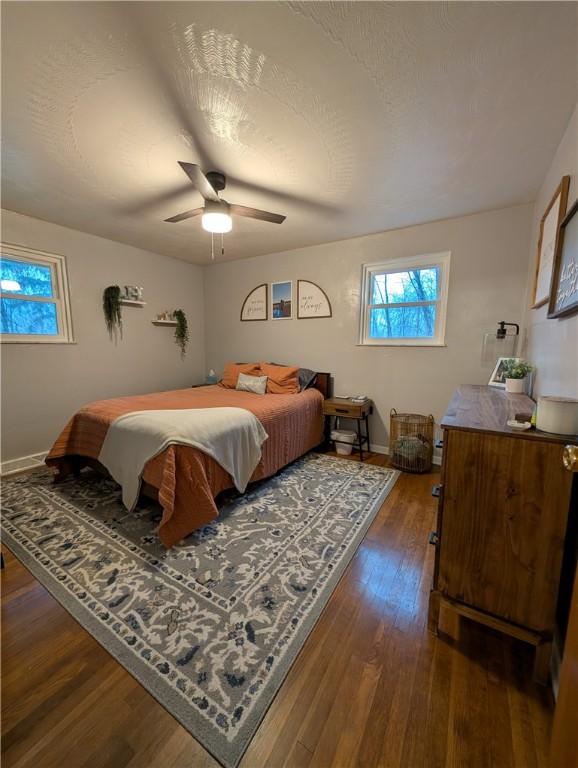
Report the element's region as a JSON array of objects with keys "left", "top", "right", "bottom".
[
  {"left": 432, "top": 484, "right": 442, "bottom": 498},
  {"left": 429, "top": 531, "right": 439, "bottom": 546},
  {"left": 335, "top": 408, "right": 350, "bottom": 414}
]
